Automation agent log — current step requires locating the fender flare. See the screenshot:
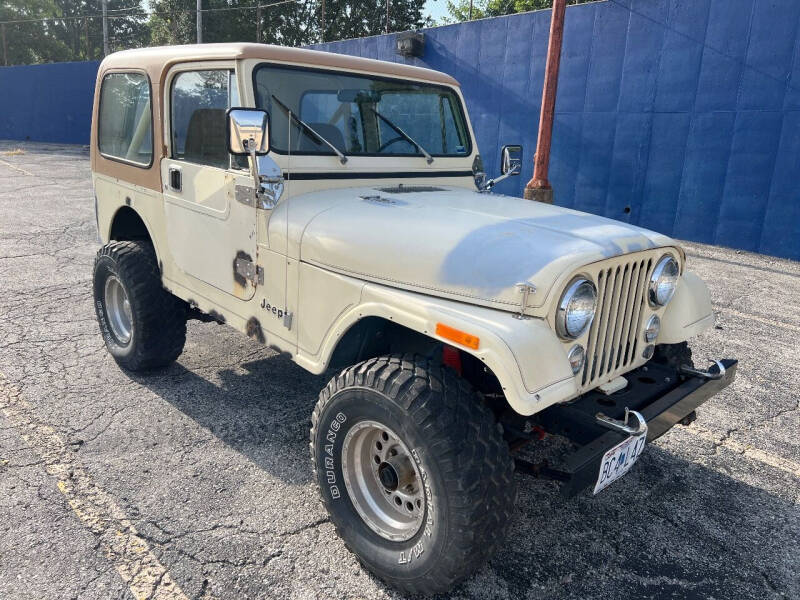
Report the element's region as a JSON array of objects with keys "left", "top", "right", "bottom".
[
  {"left": 104, "top": 204, "right": 165, "bottom": 270},
  {"left": 295, "top": 282, "right": 577, "bottom": 416},
  {"left": 659, "top": 271, "right": 715, "bottom": 344}
]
